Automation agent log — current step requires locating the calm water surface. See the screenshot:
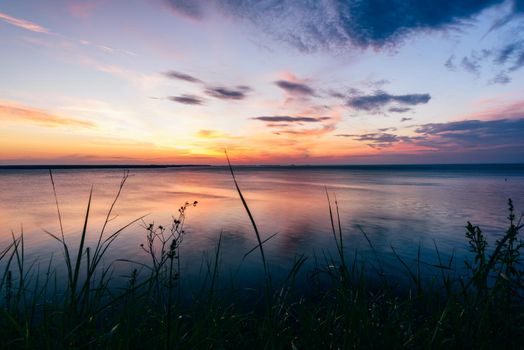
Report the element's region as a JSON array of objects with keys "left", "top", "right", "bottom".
[{"left": 1, "top": 165, "right": 524, "bottom": 288}]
